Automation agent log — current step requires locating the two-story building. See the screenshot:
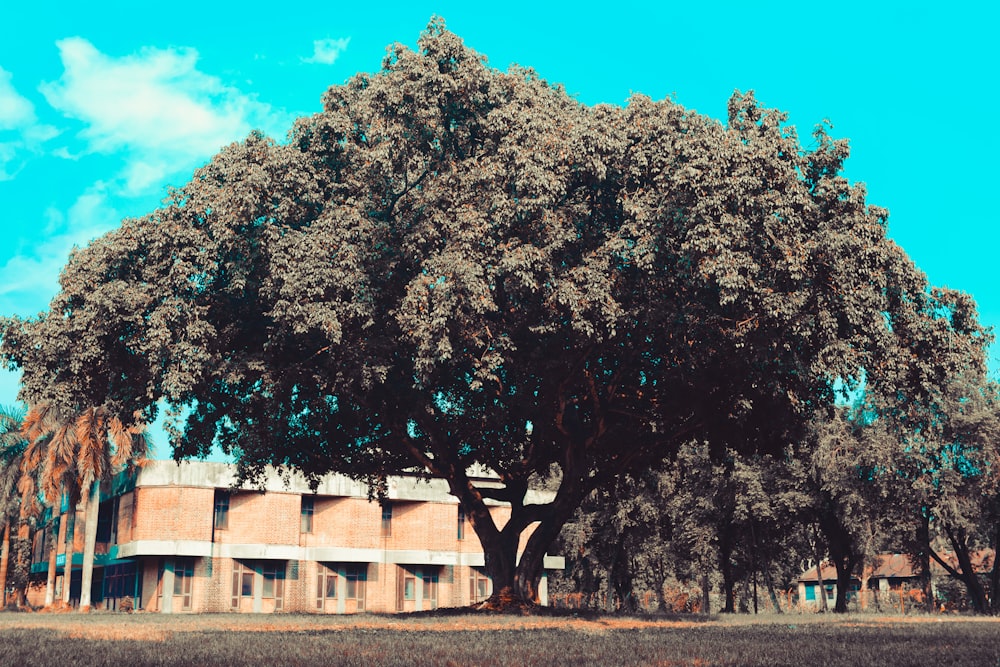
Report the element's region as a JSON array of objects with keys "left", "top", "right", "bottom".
[{"left": 28, "top": 460, "right": 564, "bottom": 613}]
